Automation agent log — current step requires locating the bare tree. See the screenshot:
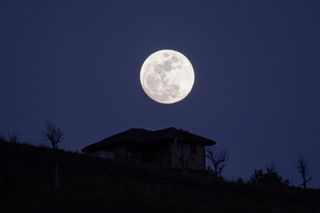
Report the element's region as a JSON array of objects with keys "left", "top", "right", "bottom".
[
  {"left": 206, "top": 147, "right": 228, "bottom": 177},
  {"left": 297, "top": 156, "right": 311, "bottom": 189},
  {"left": 42, "top": 121, "right": 63, "bottom": 149},
  {"left": 42, "top": 121, "right": 64, "bottom": 189}
]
